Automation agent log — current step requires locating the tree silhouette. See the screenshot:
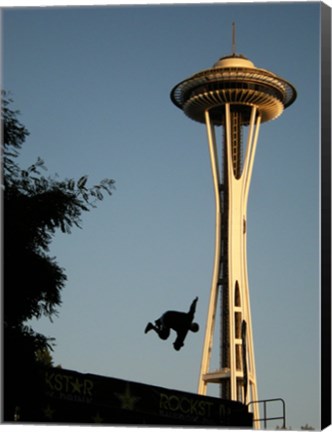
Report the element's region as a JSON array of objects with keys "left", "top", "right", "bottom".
[{"left": 1, "top": 91, "right": 115, "bottom": 420}]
